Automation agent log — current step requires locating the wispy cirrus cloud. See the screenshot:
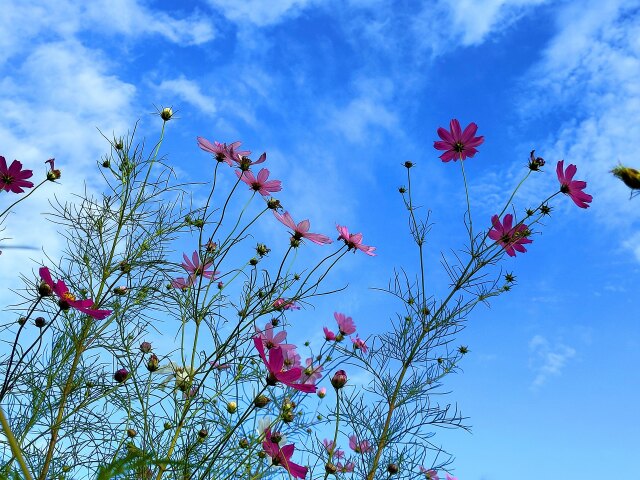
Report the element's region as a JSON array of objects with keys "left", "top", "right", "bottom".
[
  {"left": 528, "top": 334, "right": 576, "bottom": 389},
  {"left": 157, "top": 76, "right": 217, "bottom": 117}
]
